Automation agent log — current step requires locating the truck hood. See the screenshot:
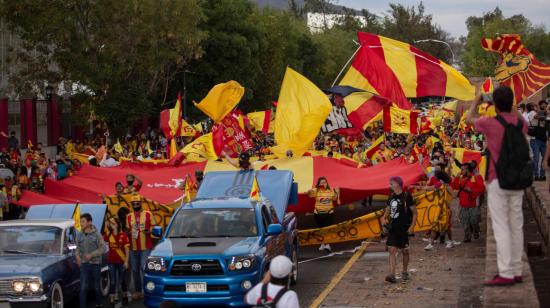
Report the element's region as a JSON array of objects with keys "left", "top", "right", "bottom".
[
  {"left": 0, "top": 255, "right": 64, "bottom": 277},
  {"left": 152, "top": 237, "right": 260, "bottom": 258}
]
